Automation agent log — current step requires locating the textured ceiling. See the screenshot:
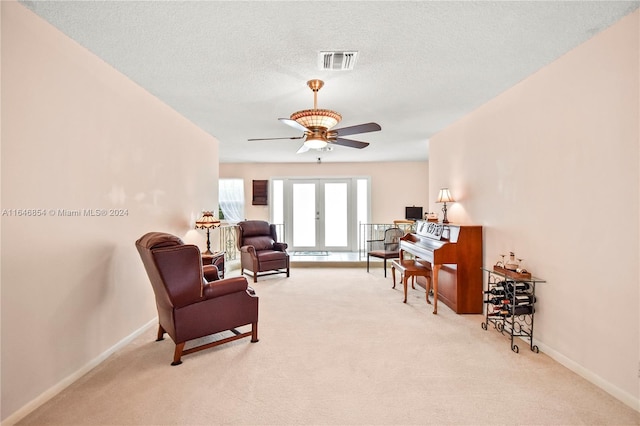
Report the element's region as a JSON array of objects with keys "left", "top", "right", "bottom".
[{"left": 20, "top": 1, "right": 640, "bottom": 163}]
